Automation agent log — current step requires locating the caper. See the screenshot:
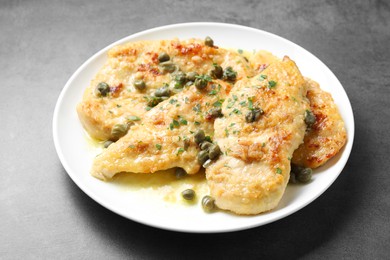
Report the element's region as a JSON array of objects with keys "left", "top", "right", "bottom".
[
  {"left": 134, "top": 80, "right": 146, "bottom": 91},
  {"left": 197, "top": 150, "right": 209, "bottom": 165},
  {"left": 223, "top": 66, "right": 237, "bottom": 81},
  {"left": 96, "top": 82, "right": 110, "bottom": 97},
  {"left": 186, "top": 72, "right": 198, "bottom": 82},
  {"left": 194, "top": 130, "right": 205, "bottom": 144},
  {"left": 175, "top": 168, "right": 187, "bottom": 179},
  {"left": 147, "top": 96, "right": 164, "bottom": 107},
  {"left": 210, "top": 64, "right": 223, "bottom": 79},
  {"left": 158, "top": 52, "right": 170, "bottom": 63},
  {"left": 200, "top": 141, "right": 213, "bottom": 151},
  {"left": 201, "top": 195, "right": 216, "bottom": 213},
  {"left": 195, "top": 77, "right": 208, "bottom": 90},
  {"left": 289, "top": 172, "right": 297, "bottom": 184},
  {"left": 291, "top": 164, "right": 303, "bottom": 174},
  {"left": 208, "top": 107, "right": 223, "bottom": 118},
  {"left": 181, "top": 189, "right": 195, "bottom": 200},
  {"left": 204, "top": 36, "right": 214, "bottom": 47},
  {"left": 154, "top": 86, "right": 171, "bottom": 97},
  {"left": 296, "top": 167, "right": 312, "bottom": 183},
  {"left": 111, "top": 123, "right": 129, "bottom": 139},
  {"left": 175, "top": 71, "right": 187, "bottom": 85},
  {"left": 305, "top": 110, "right": 316, "bottom": 127},
  {"left": 202, "top": 159, "right": 213, "bottom": 168},
  {"left": 245, "top": 108, "right": 264, "bottom": 123},
  {"left": 185, "top": 81, "right": 194, "bottom": 87},
  {"left": 103, "top": 140, "right": 114, "bottom": 148},
  {"left": 208, "top": 144, "right": 221, "bottom": 160},
  {"left": 159, "top": 62, "right": 178, "bottom": 73}
]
